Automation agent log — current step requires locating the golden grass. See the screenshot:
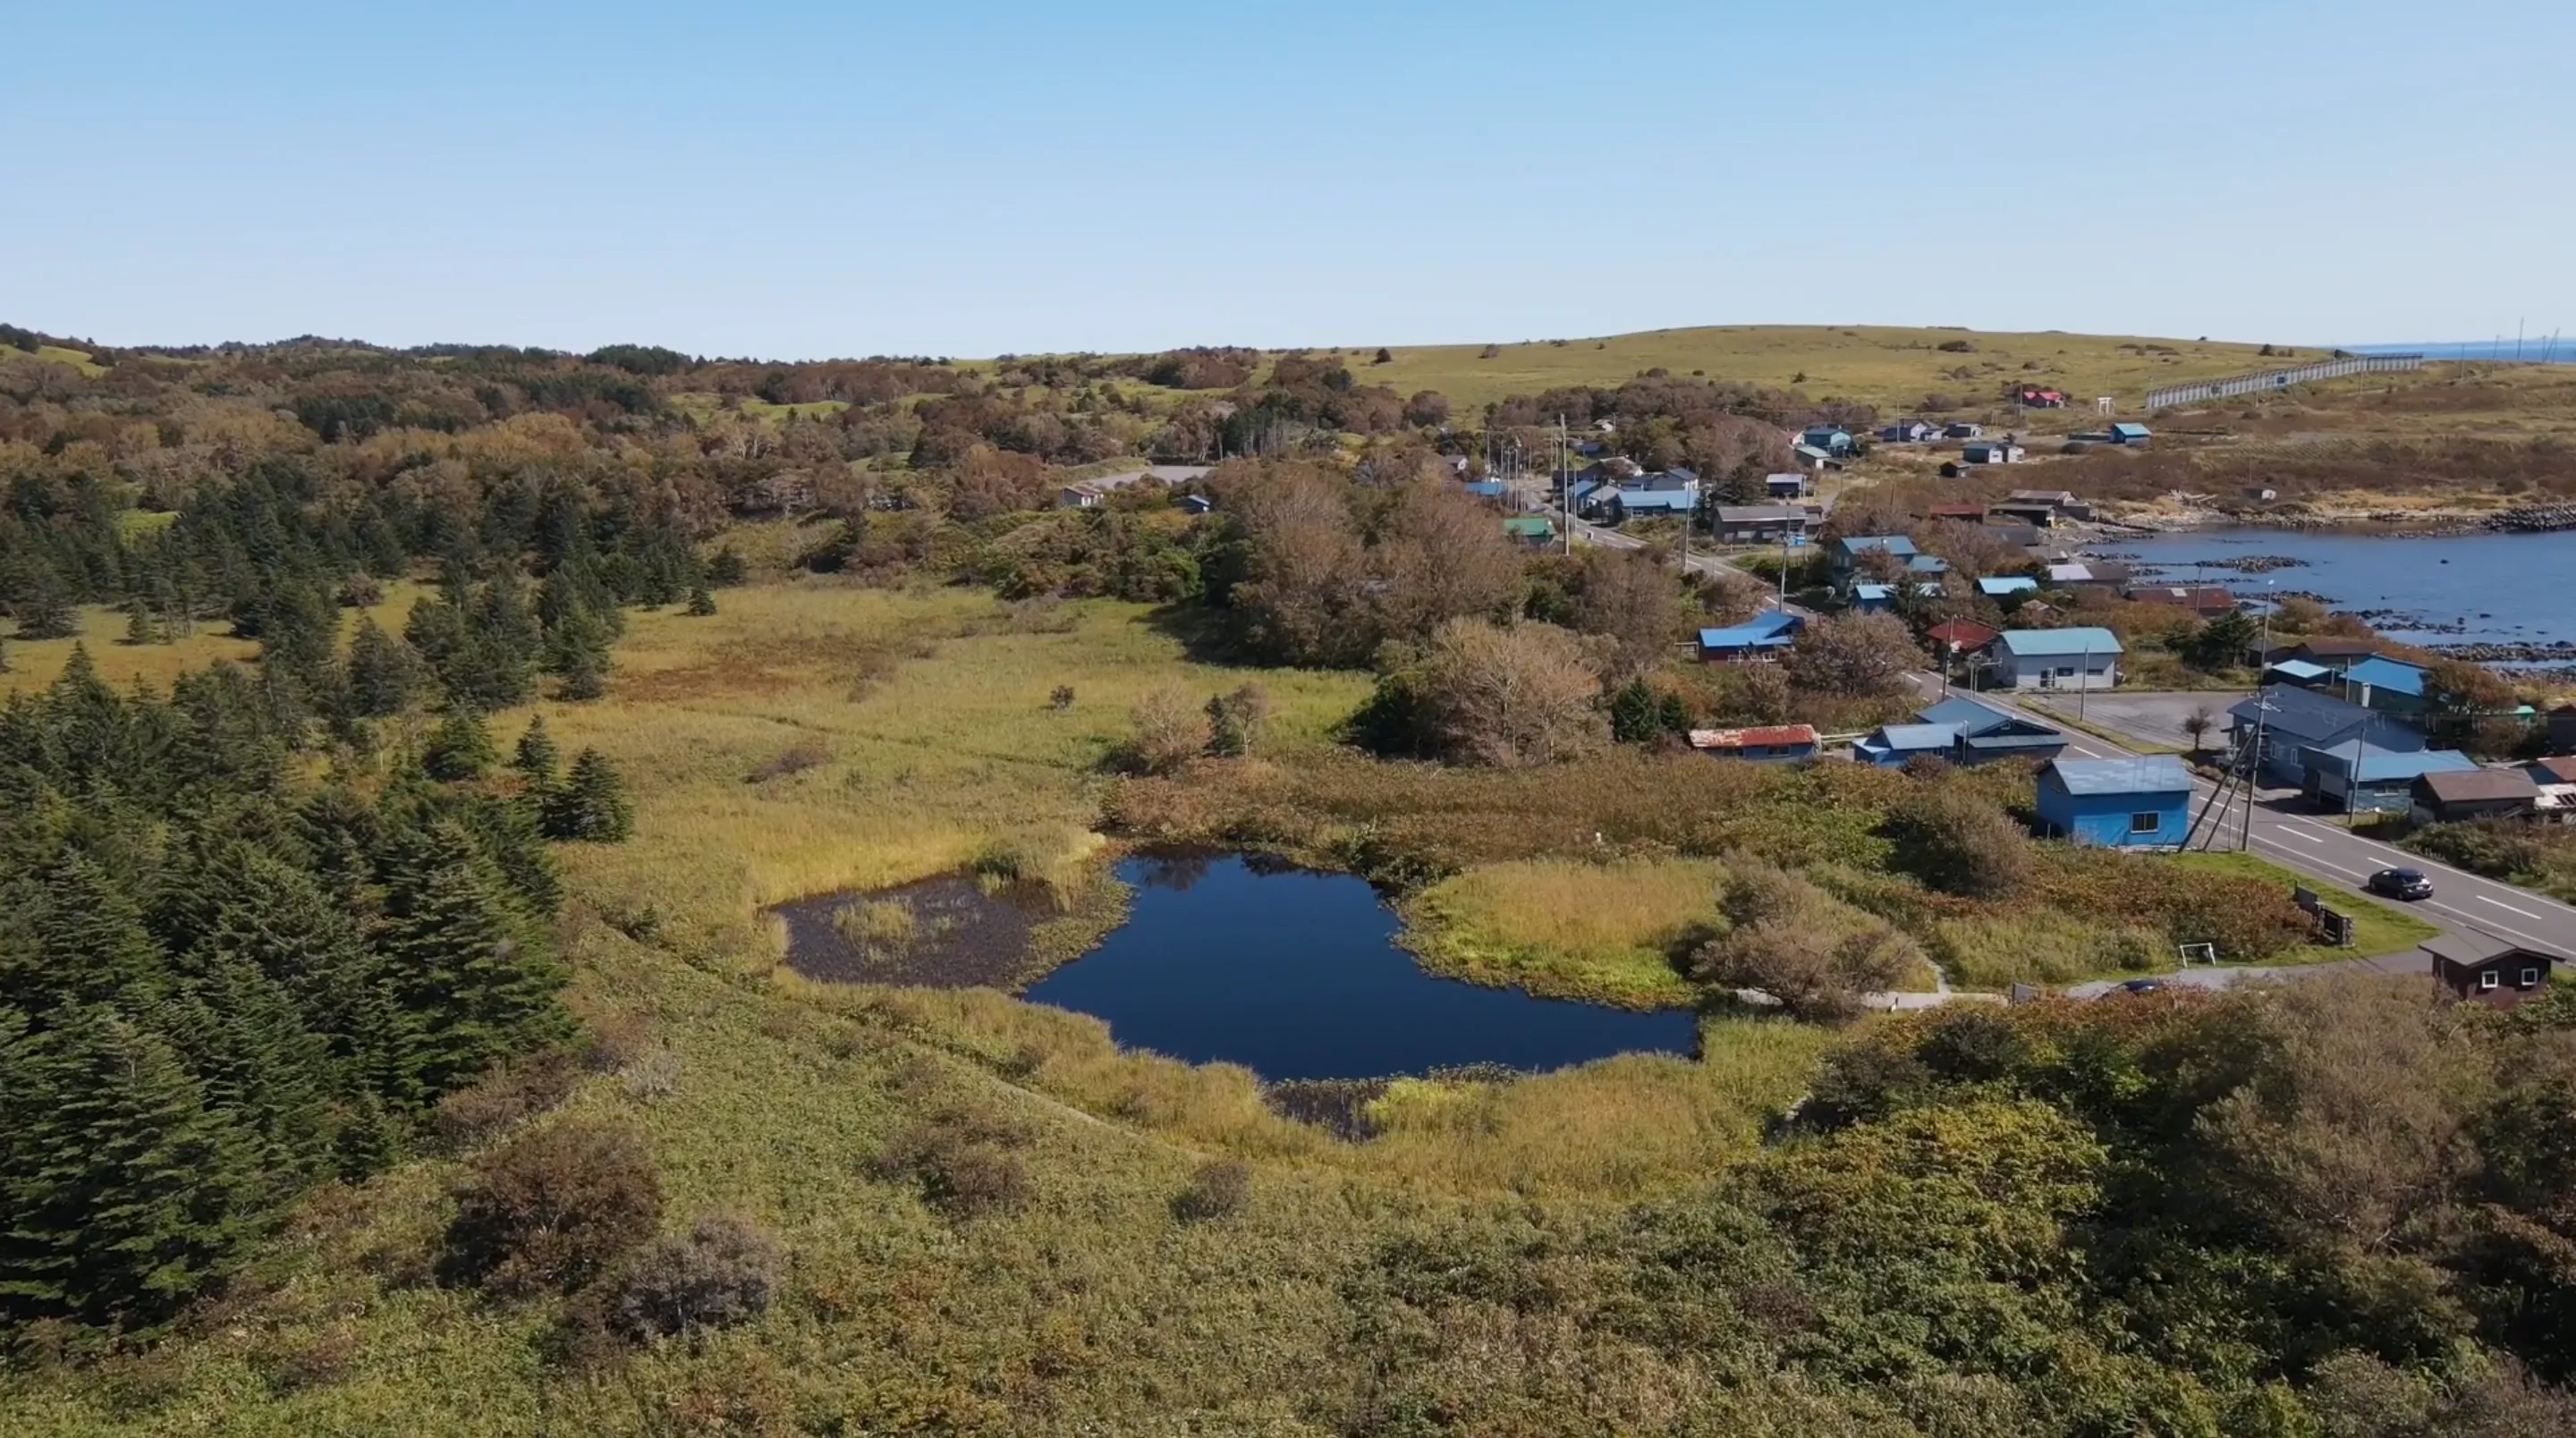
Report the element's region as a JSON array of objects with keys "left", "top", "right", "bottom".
[
  {"left": 1401, "top": 856, "right": 1724, "bottom": 1009},
  {"left": 1352, "top": 324, "right": 2283, "bottom": 415}
]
